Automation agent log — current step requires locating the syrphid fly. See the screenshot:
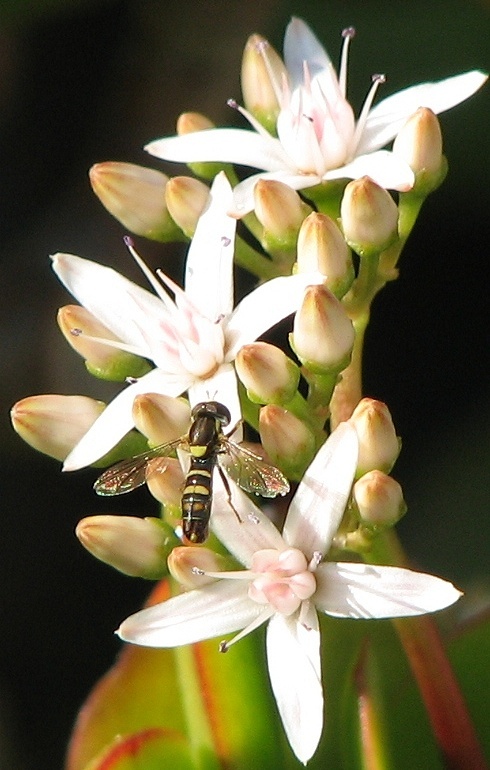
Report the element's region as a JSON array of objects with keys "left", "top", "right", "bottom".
[{"left": 94, "top": 400, "right": 289, "bottom": 543}]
